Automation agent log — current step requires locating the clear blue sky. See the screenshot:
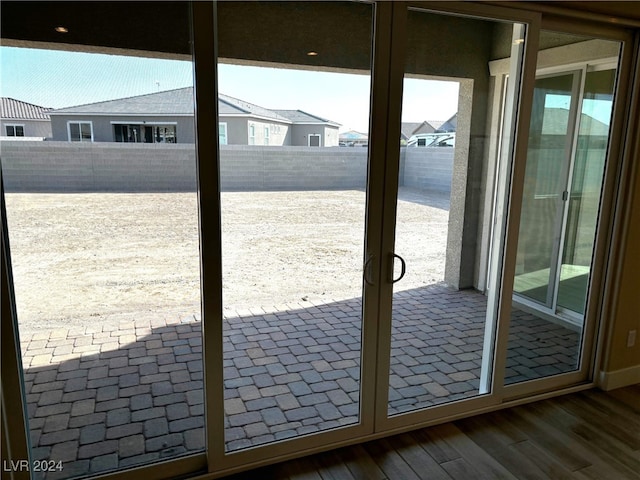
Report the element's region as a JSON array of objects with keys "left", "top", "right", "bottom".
[{"left": 1, "top": 46, "right": 460, "bottom": 133}]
